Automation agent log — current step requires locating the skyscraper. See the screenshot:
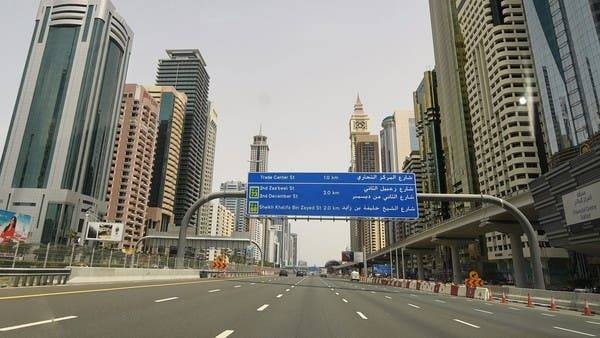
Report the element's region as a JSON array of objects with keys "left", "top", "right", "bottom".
[
  {"left": 523, "top": 0, "right": 600, "bottom": 157},
  {"left": 250, "top": 131, "right": 269, "bottom": 172},
  {"left": 0, "top": 0, "right": 132, "bottom": 244},
  {"left": 348, "top": 96, "right": 385, "bottom": 254},
  {"left": 155, "top": 49, "right": 210, "bottom": 229},
  {"left": 249, "top": 131, "right": 269, "bottom": 261},
  {"left": 145, "top": 86, "right": 187, "bottom": 234},
  {"left": 219, "top": 180, "right": 247, "bottom": 232},
  {"left": 413, "top": 70, "right": 449, "bottom": 224},
  {"left": 198, "top": 103, "right": 218, "bottom": 234},
  {"left": 348, "top": 96, "right": 370, "bottom": 252},
  {"left": 456, "top": 0, "right": 543, "bottom": 197},
  {"left": 105, "top": 84, "right": 158, "bottom": 249},
  {"left": 290, "top": 233, "right": 298, "bottom": 266},
  {"left": 526, "top": 0, "right": 600, "bottom": 282},
  {"left": 428, "top": 0, "right": 479, "bottom": 208}
]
